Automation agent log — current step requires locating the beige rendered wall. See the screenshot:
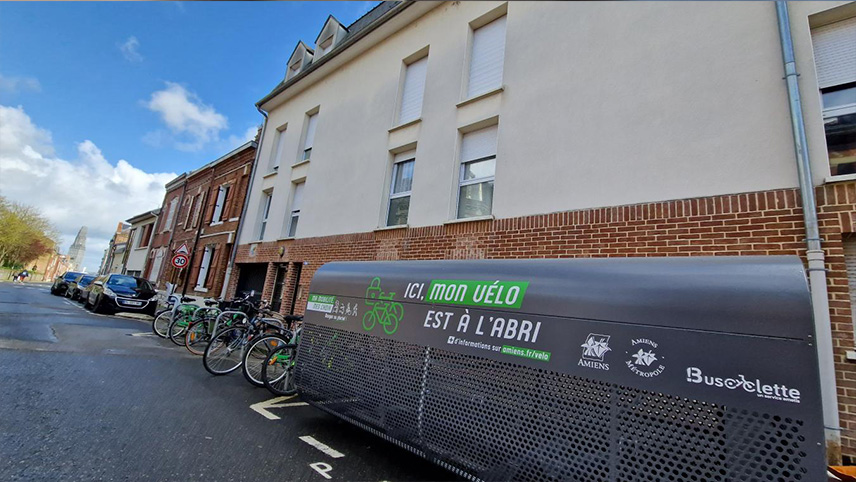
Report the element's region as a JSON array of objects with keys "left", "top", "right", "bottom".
[{"left": 240, "top": 1, "right": 851, "bottom": 244}]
